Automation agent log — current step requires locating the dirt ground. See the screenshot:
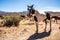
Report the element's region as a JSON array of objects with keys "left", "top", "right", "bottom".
[{"left": 0, "top": 19, "right": 60, "bottom": 40}]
